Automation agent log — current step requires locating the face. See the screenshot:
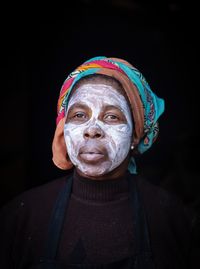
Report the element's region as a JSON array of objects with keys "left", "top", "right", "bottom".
[{"left": 64, "top": 83, "right": 133, "bottom": 177}]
